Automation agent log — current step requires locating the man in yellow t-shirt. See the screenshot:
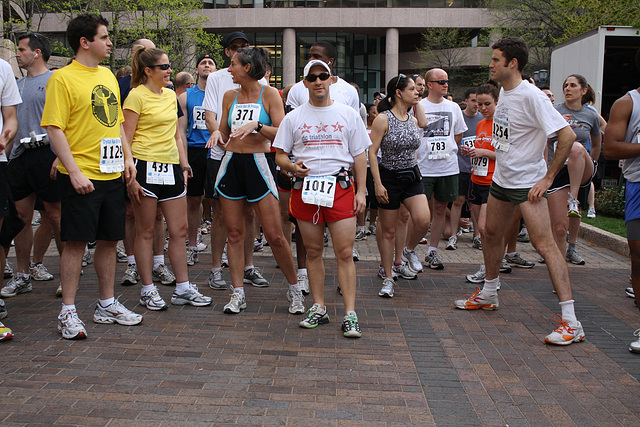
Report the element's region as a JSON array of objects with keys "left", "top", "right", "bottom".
[{"left": 41, "top": 13, "right": 142, "bottom": 340}]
